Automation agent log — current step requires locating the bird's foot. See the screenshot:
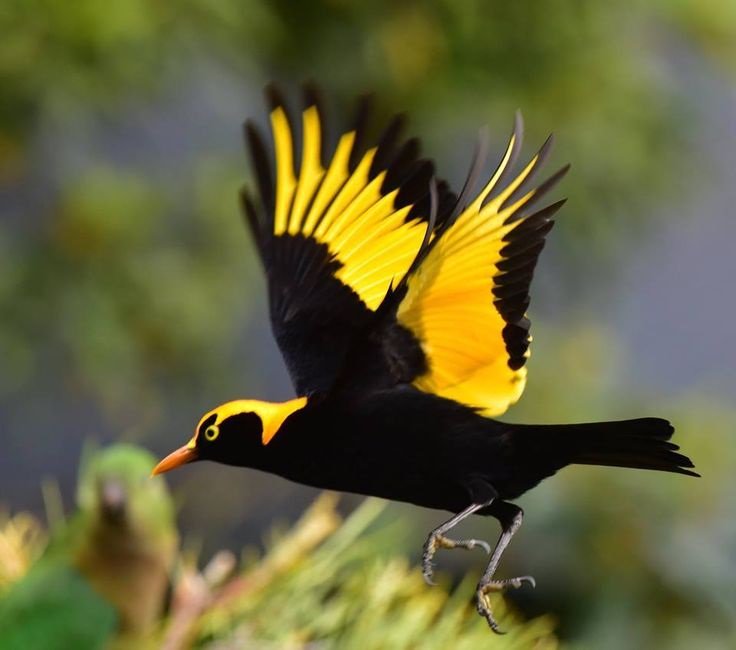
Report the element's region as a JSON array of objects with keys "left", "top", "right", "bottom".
[
  {"left": 475, "top": 575, "right": 536, "bottom": 633},
  {"left": 421, "top": 532, "right": 491, "bottom": 585}
]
